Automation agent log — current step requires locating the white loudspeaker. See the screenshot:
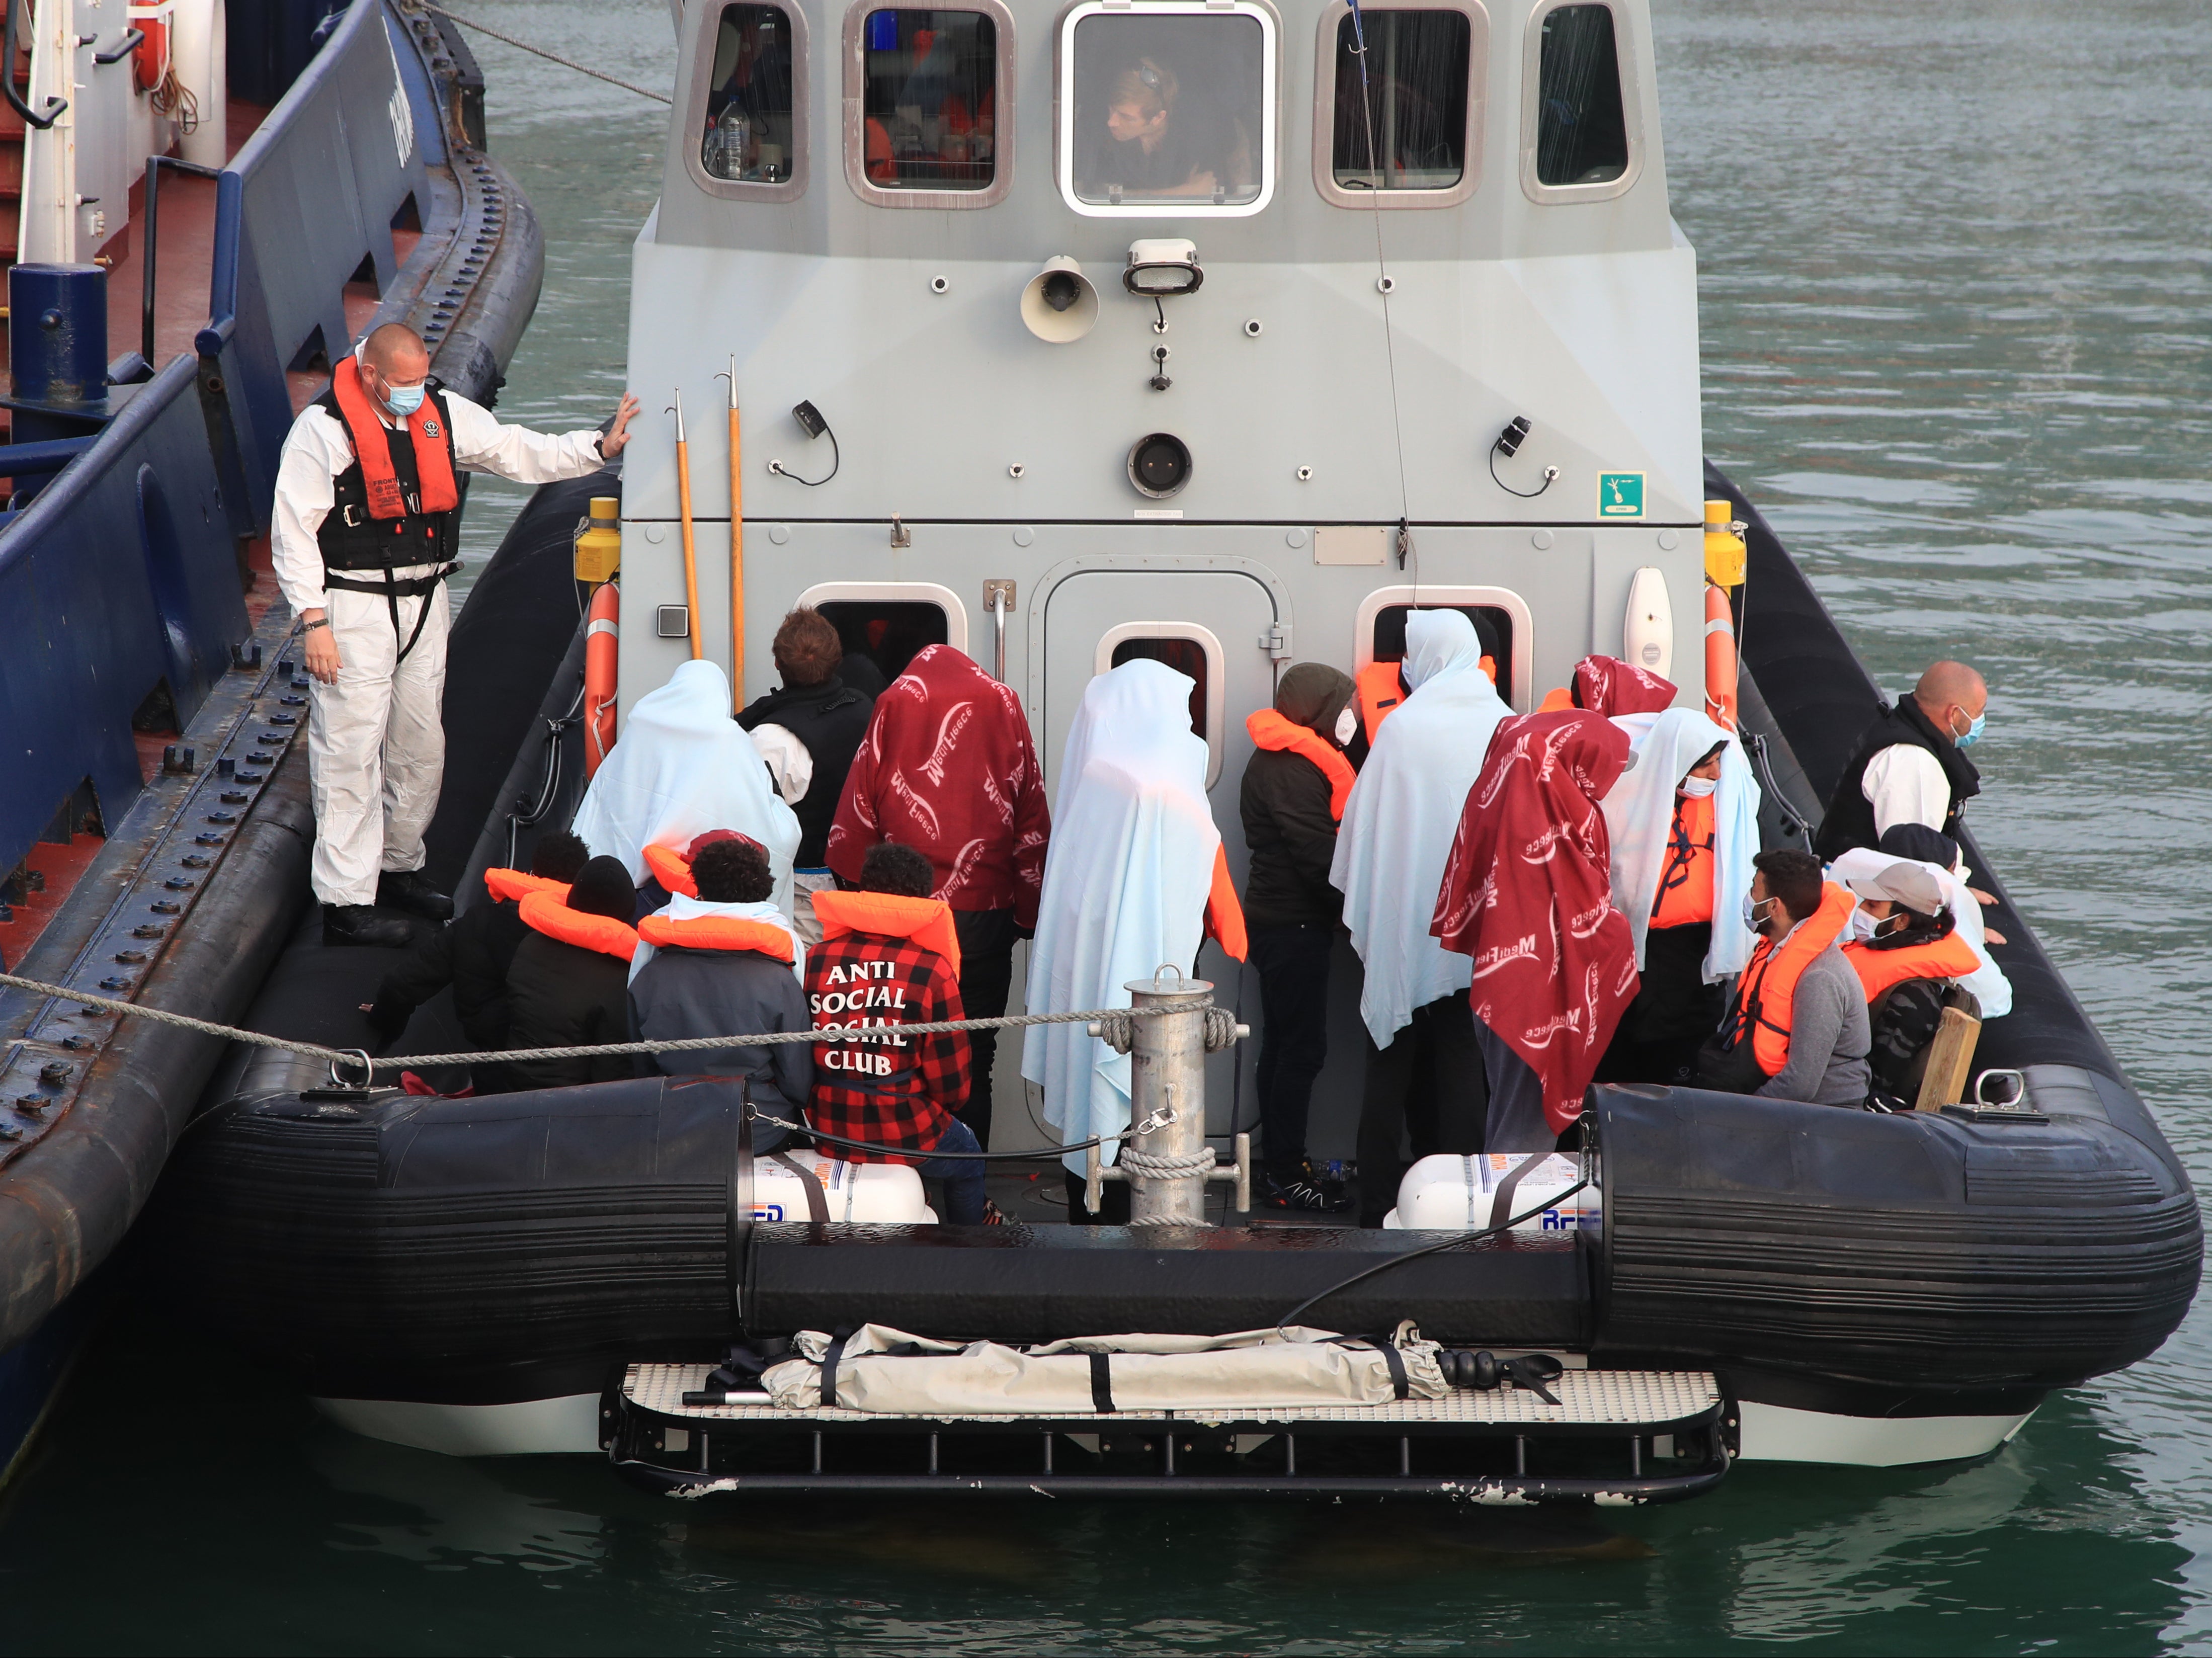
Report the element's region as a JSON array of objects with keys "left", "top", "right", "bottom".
[{"left": 1020, "top": 257, "right": 1099, "bottom": 344}]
